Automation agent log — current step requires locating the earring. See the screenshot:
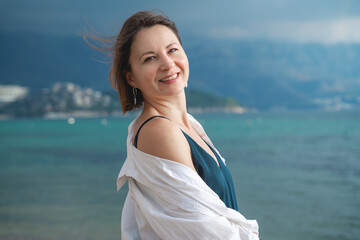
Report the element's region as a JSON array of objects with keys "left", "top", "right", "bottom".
[
  {"left": 185, "top": 82, "right": 188, "bottom": 88},
  {"left": 132, "top": 88, "right": 137, "bottom": 105}
]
